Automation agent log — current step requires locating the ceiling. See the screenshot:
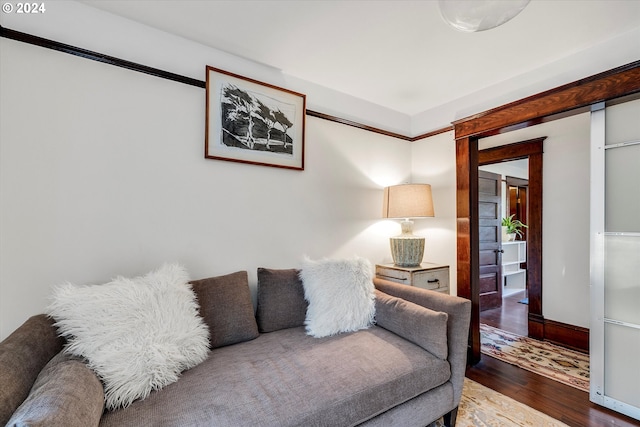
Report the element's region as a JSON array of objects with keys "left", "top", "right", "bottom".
[{"left": 81, "top": 1, "right": 640, "bottom": 117}]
